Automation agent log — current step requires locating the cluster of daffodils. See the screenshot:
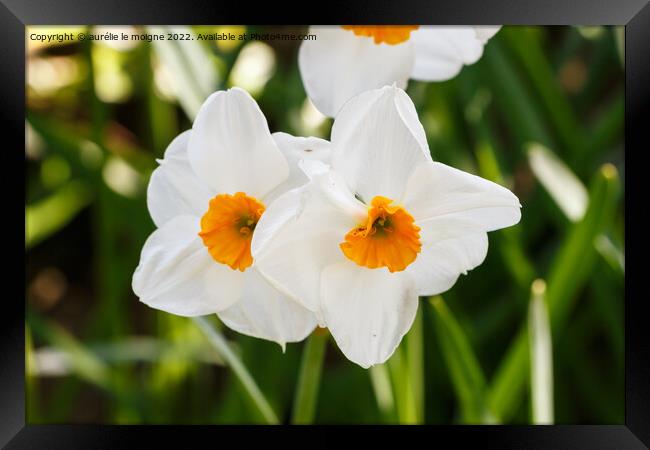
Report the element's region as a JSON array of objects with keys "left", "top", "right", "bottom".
[{"left": 133, "top": 26, "right": 520, "bottom": 368}]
